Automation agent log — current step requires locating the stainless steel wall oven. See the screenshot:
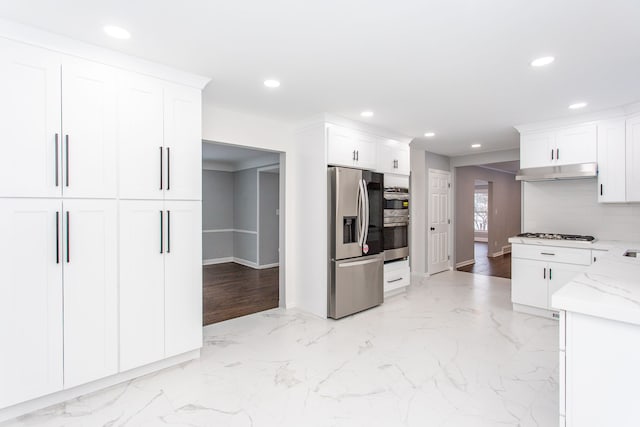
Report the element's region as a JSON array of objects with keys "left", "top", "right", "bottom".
[{"left": 383, "top": 186, "right": 409, "bottom": 261}]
